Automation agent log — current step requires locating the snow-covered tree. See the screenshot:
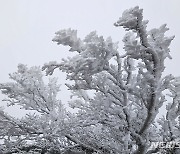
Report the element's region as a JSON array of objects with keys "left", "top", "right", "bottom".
[{"left": 0, "top": 6, "right": 179, "bottom": 154}]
